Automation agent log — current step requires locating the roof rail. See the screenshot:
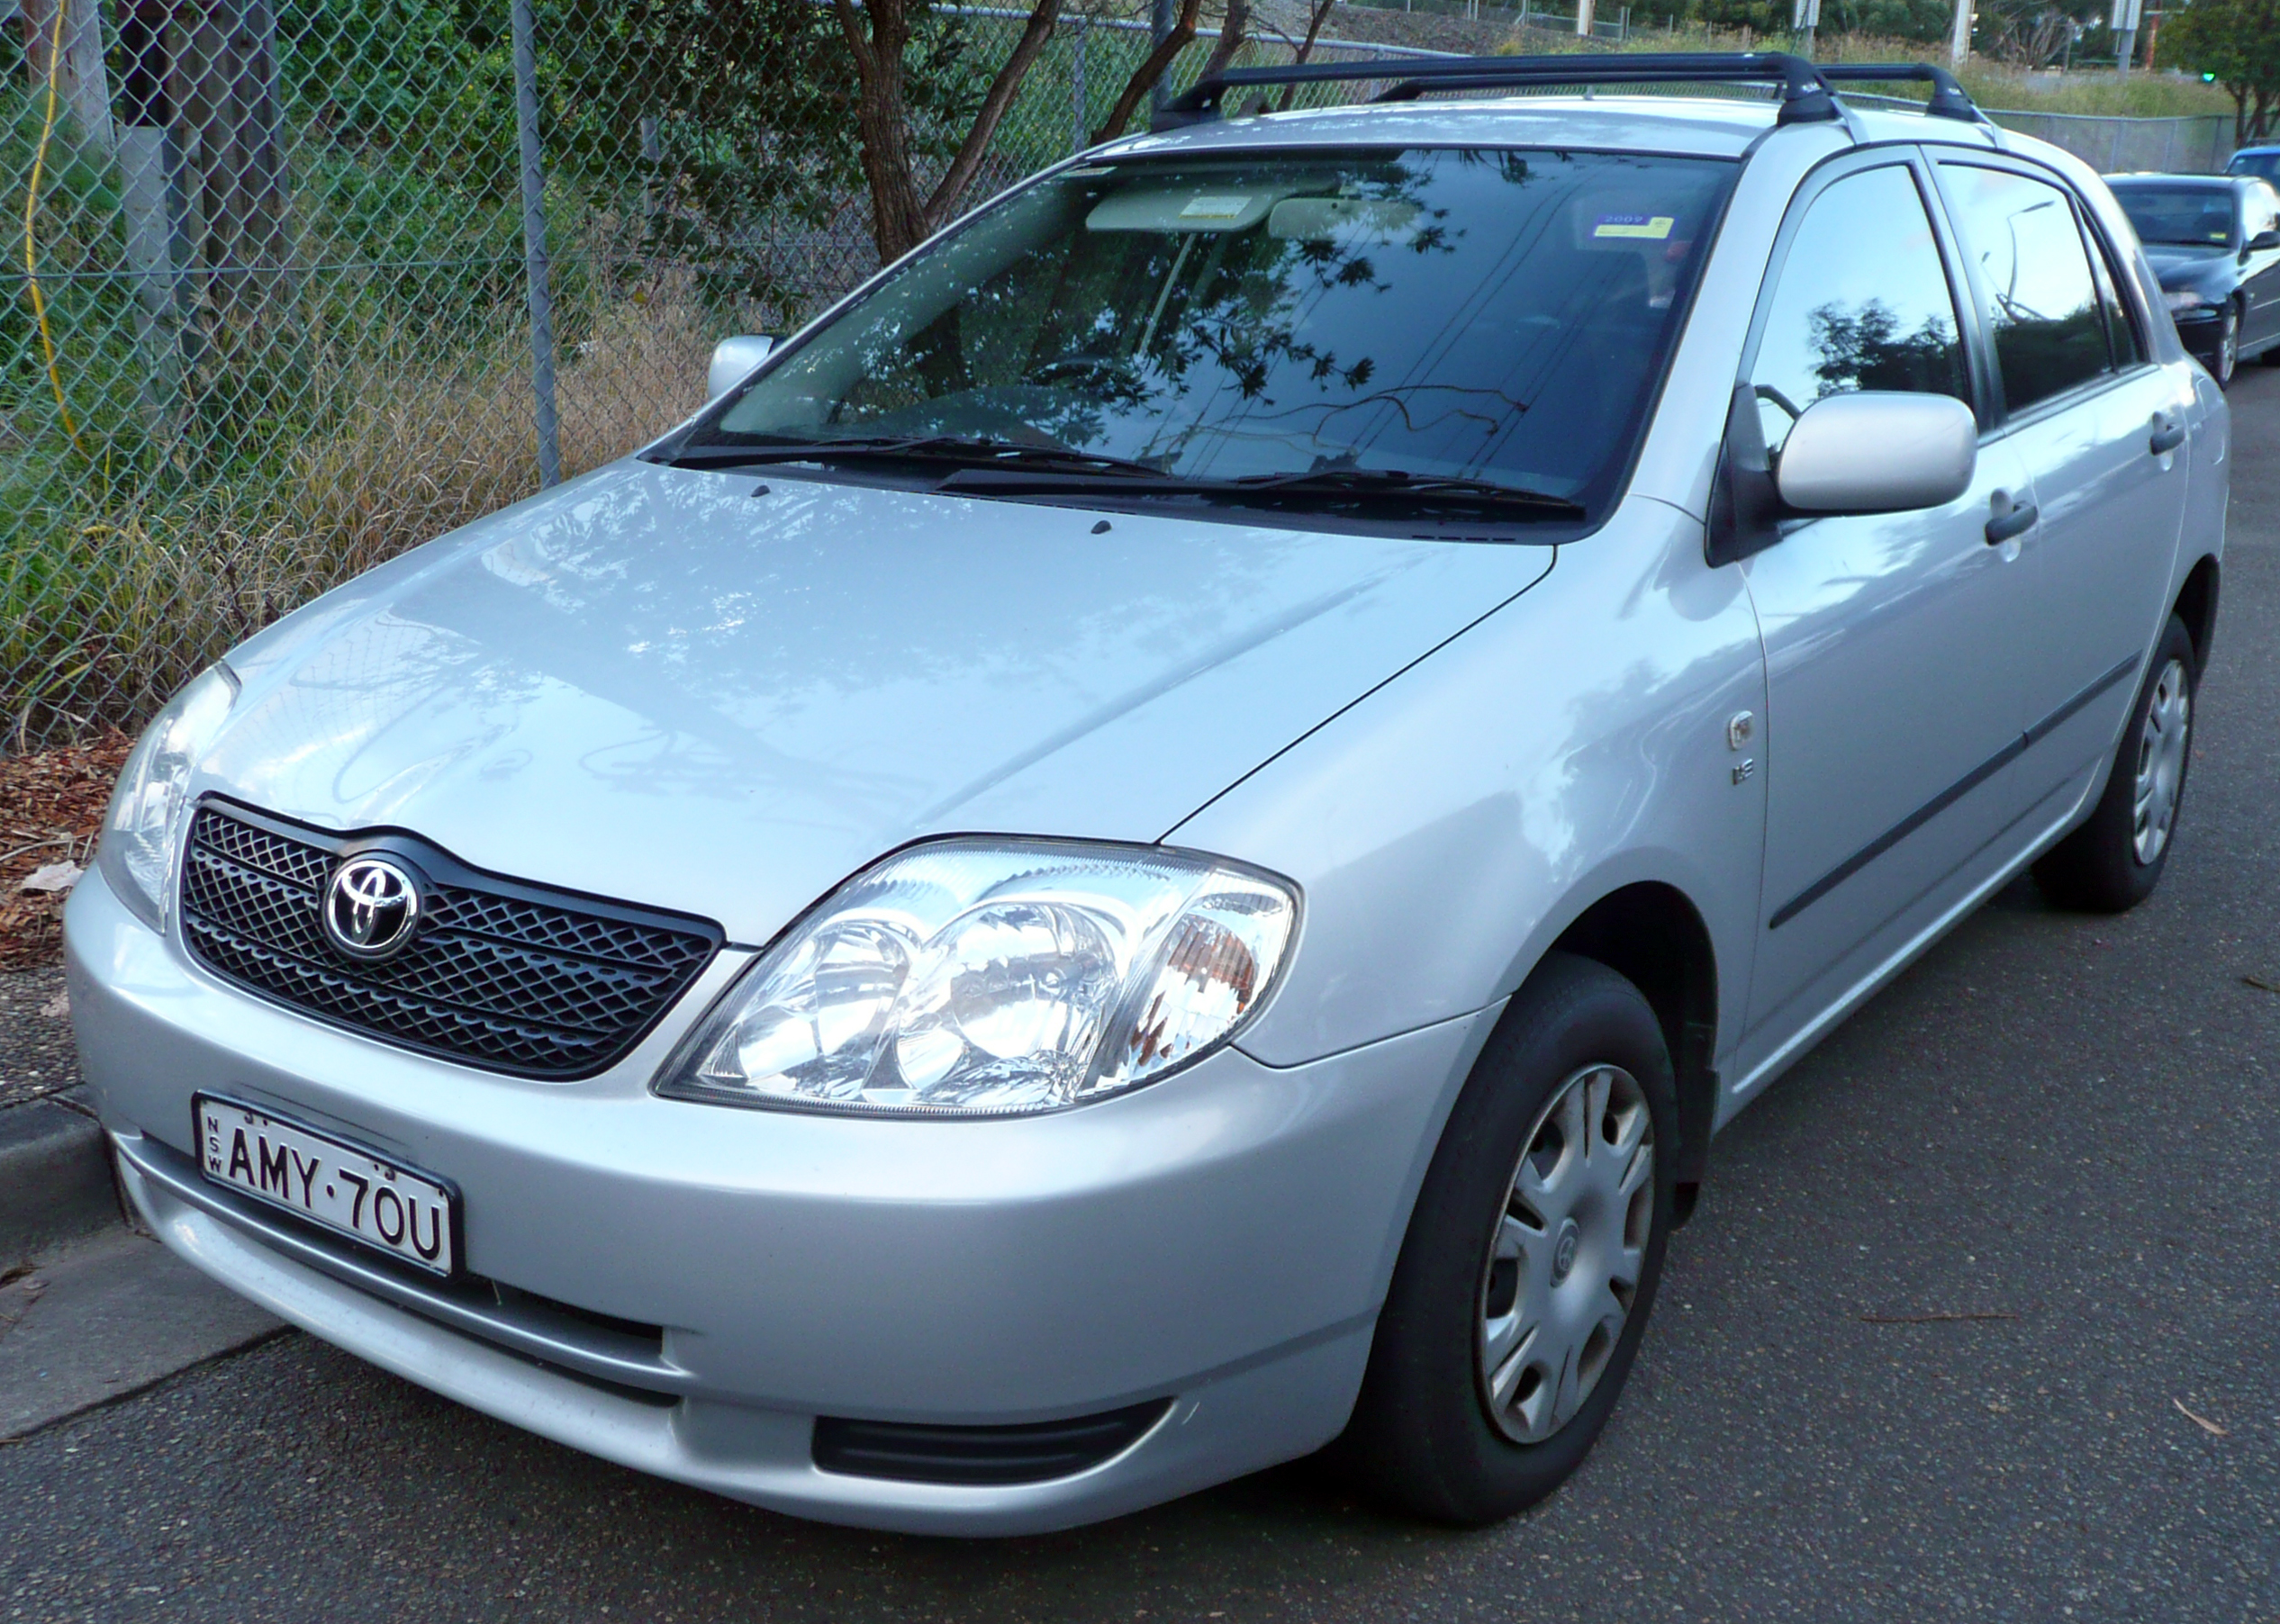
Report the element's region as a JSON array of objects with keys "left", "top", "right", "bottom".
[
  {"left": 1151, "top": 50, "right": 1989, "bottom": 135},
  {"left": 1153, "top": 51, "right": 1842, "bottom": 132}
]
